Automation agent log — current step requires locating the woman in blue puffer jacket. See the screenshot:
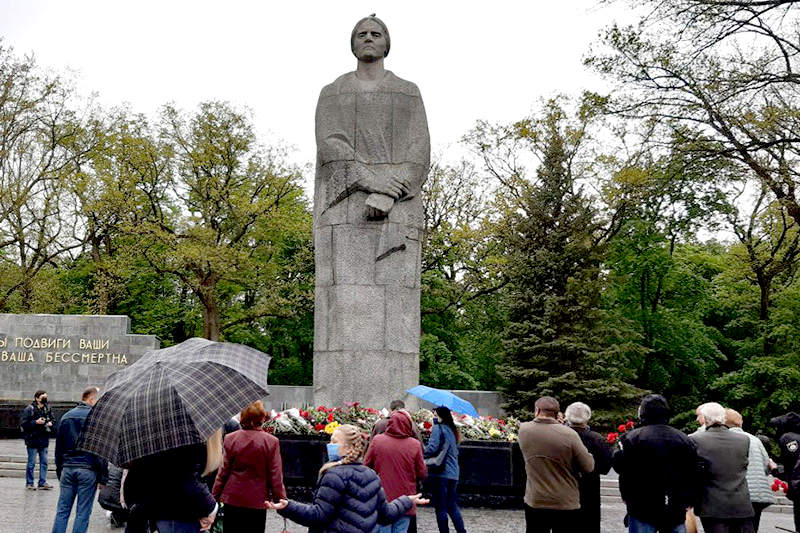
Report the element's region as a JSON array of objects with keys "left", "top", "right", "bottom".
[{"left": 269, "top": 423, "right": 429, "bottom": 533}]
